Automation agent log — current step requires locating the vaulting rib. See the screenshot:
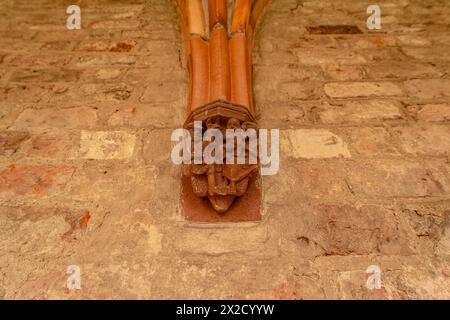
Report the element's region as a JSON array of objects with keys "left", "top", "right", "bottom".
[{"left": 175, "top": 0, "right": 270, "bottom": 215}]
